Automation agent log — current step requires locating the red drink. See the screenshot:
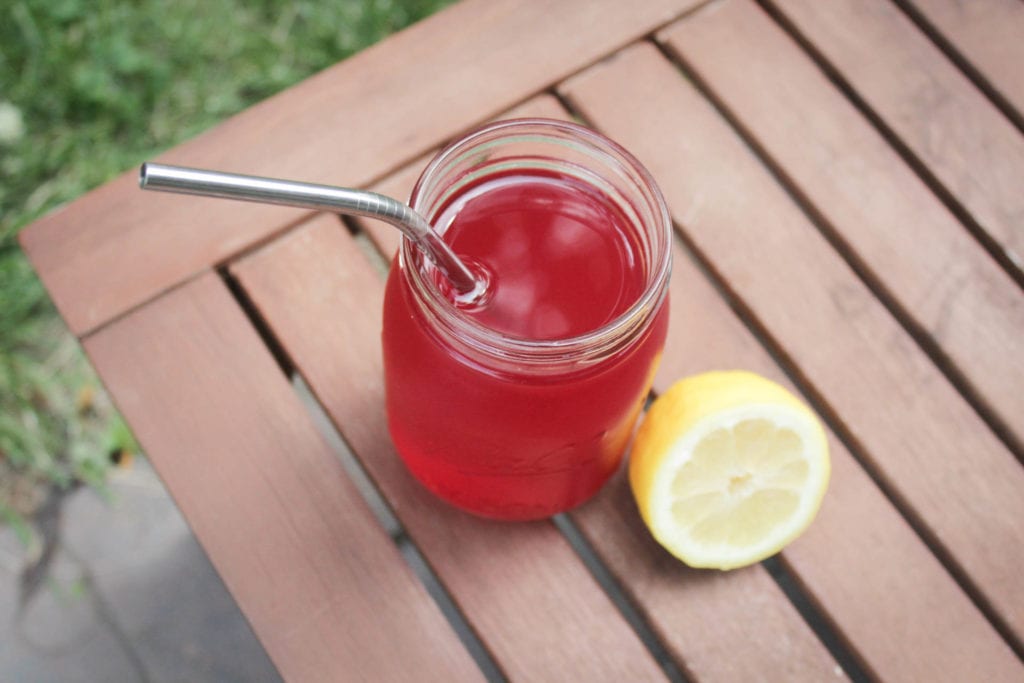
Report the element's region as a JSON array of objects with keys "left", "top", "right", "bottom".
[{"left": 382, "top": 120, "right": 671, "bottom": 520}]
